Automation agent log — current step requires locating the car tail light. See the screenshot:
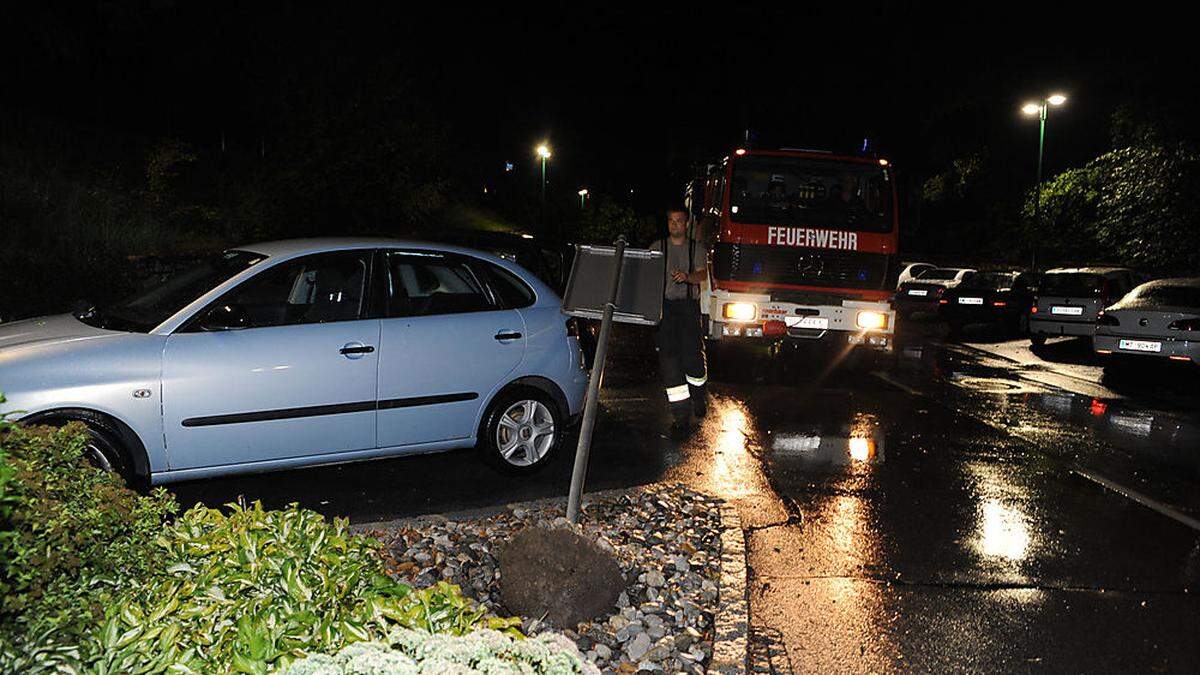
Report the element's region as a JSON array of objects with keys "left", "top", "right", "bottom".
[
  {"left": 992, "top": 301, "right": 1007, "bottom": 307},
  {"left": 1030, "top": 305, "right": 1038, "bottom": 314},
  {"left": 1168, "top": 318, "right": 1200, "bottom": 331},
  {"left": 1096, "top": 312, "right": 1120, "bottom": 326}
]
